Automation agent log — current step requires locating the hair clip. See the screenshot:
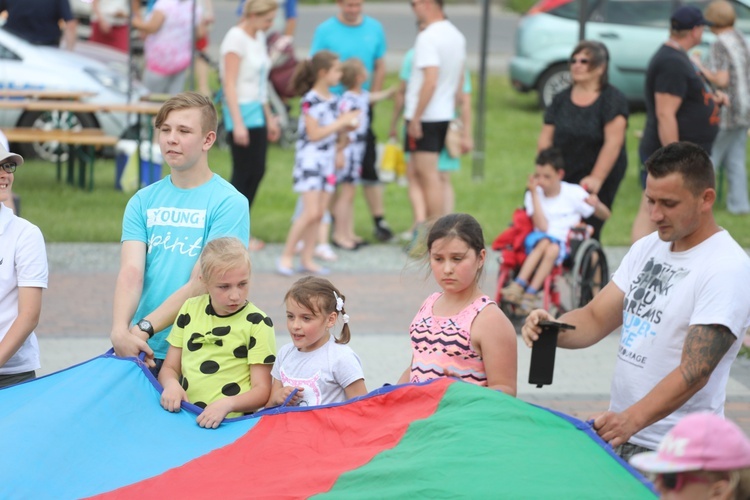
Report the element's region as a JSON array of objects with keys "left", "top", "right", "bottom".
[
  {"left": 342, "top": 313, "right": 350, "bottom": 324},
  {"left": 333, "top": 291, "right": 344, "bottom": 312}
]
